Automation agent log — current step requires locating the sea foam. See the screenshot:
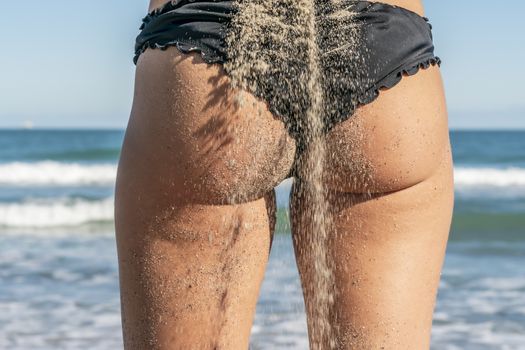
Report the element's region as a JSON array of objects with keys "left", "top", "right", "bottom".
[
  {"left": 454, "top": 167, "right": 525, "bottom": 187},
  {"left": 0, "top": 161, "right": 116, "bottom": 186},
  {"left": 0, "top": 197, "right": 114, "bottom": 228}
]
